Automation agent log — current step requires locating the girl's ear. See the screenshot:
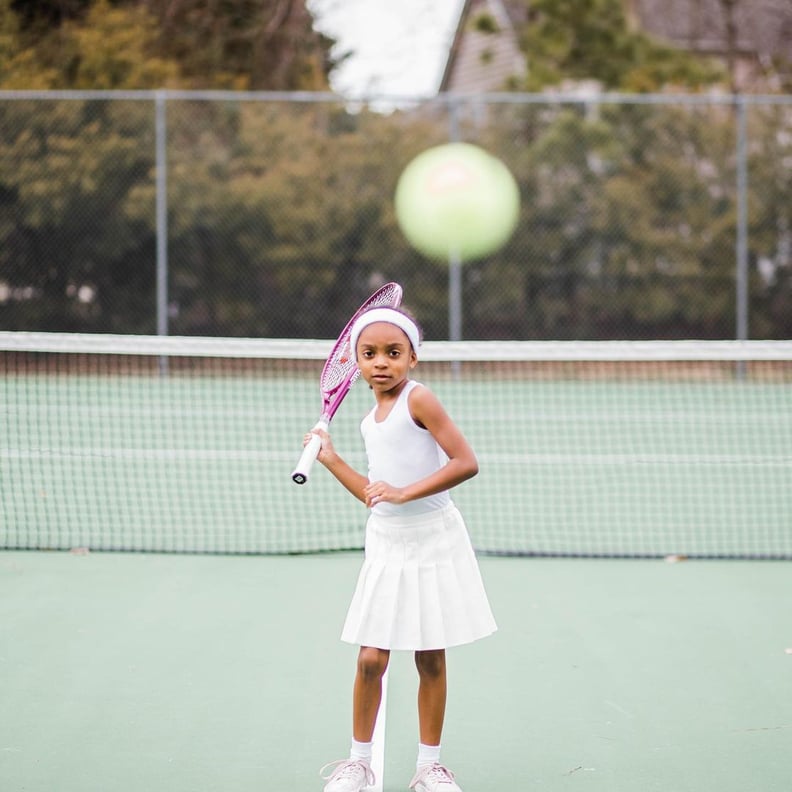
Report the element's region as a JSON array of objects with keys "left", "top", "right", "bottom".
[{"left": 409, "top": 351, "right": 418, "bottom": 369}]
